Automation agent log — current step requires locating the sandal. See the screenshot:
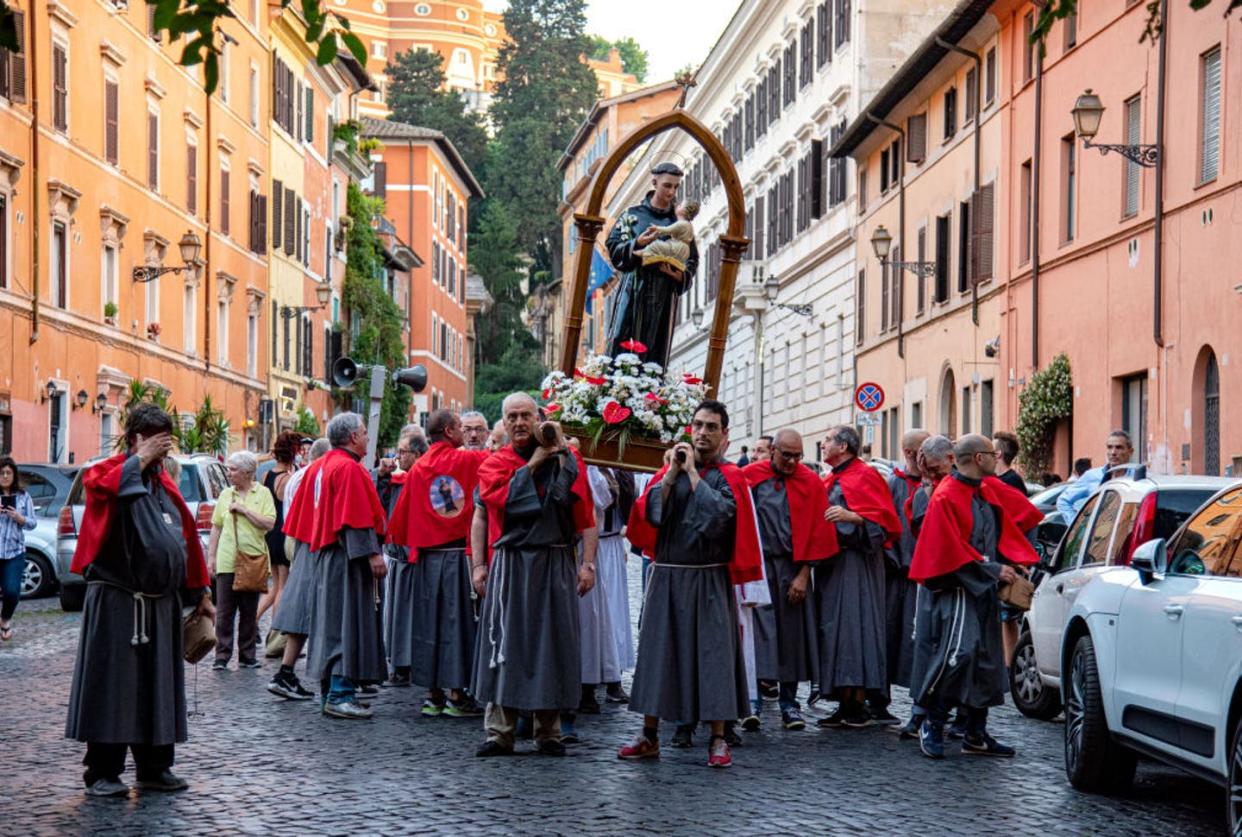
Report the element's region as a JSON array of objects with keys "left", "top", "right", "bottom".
[{"left": 1, "top": 624, "right": 13, "bottom": 641}]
